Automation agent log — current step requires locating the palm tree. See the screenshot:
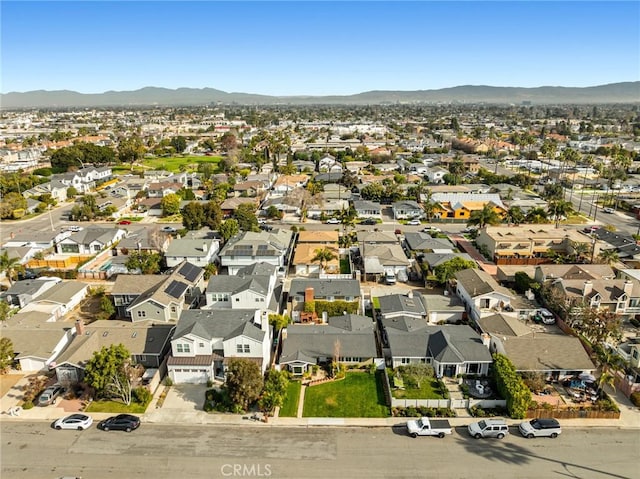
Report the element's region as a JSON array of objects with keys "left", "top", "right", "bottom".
[
  {"left": 547, "top": 199, "right": 573, "bottom": 228},
  {"left": 571, "top": 241, "right": 590, "bottom": 263},
  {"left": 598, "top": 249, "right": 620, "bottom": 265},
  {"left": 525, "top": 207, "right": 549, "bottom": 224},
  {"left": 505, "top": 206, "right": 525, "bottom": 226},
  {"left": 311, "top": 247, "right": 336, "bottom": 273},
  {"left": 468, "top": 203, "right": 502, "bottom": 229},
  {"left": 0, "top": 250, "right": 21, "bottom": 286}
]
